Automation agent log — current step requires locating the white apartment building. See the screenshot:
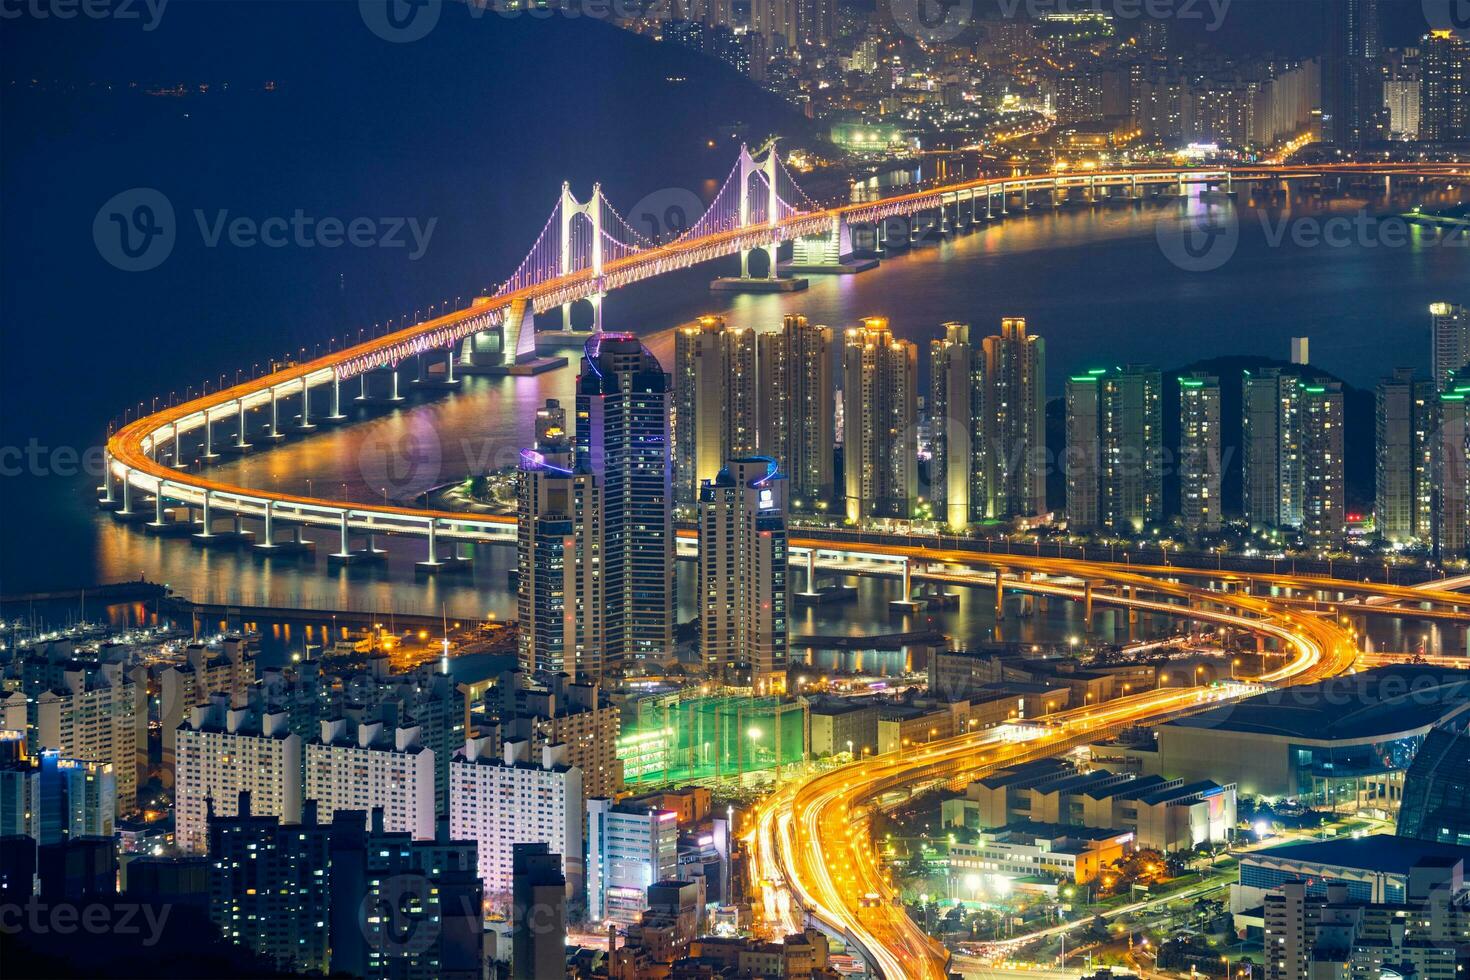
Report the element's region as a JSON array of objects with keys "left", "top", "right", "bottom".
[
  {"left": 35, "top": 661, "right": 140, "bottom": 815},
  {"left": 449, "top": 736, "right": 583, "bottom": 909},
  {"left": 305, "top": 718, "right": 434, "bottom": 842},
  {"left": 174, "top": 697, "right": 301, "bottom": 854}
]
